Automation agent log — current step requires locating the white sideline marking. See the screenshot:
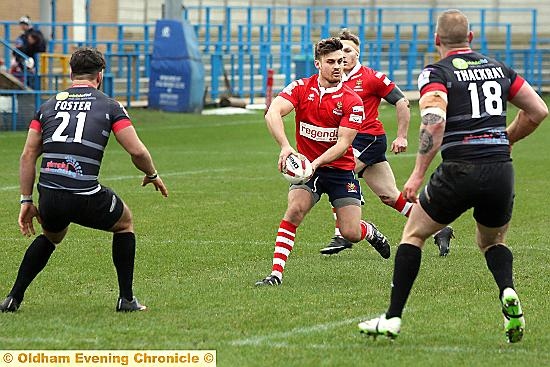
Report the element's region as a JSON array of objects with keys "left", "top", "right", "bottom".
[
  {"left": 0, "top": 168, "right": 231, "bottom": 192},
  {"left": 229, "top": 317, "right": 367, "bottom": 346},
  {"left": 0, "top": 185, "right": 18, "bottom": 192},
  {"left": 101, "top": 168, "right": 231, "bottom": 182}
]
